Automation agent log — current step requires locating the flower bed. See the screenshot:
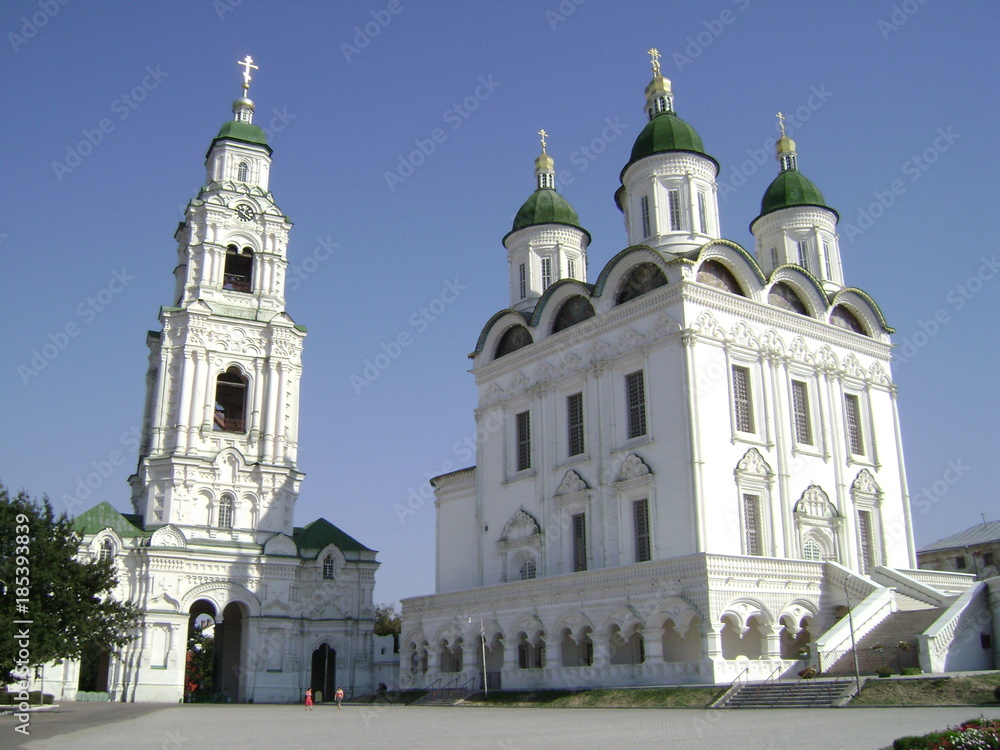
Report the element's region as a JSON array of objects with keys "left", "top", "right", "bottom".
[{"left": 892, "top": 717, "right": 1000, "bottom": 749}]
